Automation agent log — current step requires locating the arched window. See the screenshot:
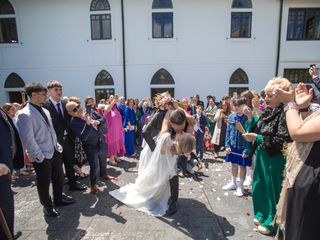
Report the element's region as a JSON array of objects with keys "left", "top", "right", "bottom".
[
  {"left": 232, "top": 0, "right": 252, "bottom": 8},
  {"left": 0, "top": 0, "right": 18, "bottom": 43},
  {"left": 231, "top": 0, "right": 252, "bottom": 38},
  {"left": 151, "top": 68, "right": 175, "bottom": 84},
  {"left": 90, "top": 0, "right": 112, "bottom": 40},
  {"left": 152, "top": 0, "right": 173, "bottom": 9},
  {"left": 152, "top": 0, "right": 173, "bottom": 38},
  {"left": 95, "top": 69, "right": 114, "bottom": 85},
  {"left": 94, "top": 70, "right": 114, "bottom": 102},
  {"left": 229, "top": 68, "right": 249, "bottom": 84},
  {"left": 90, "top": 0, "right": 110, "bottom": 11},
  {"left": 4, "top": 72, "right": 25, "bottom": 88}
]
